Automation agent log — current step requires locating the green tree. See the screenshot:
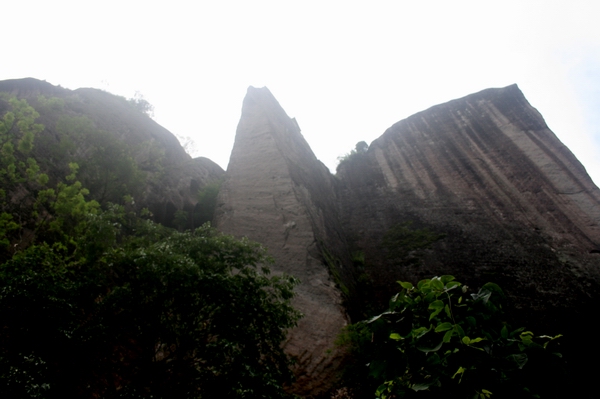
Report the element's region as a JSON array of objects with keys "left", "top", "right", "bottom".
[
  {"left": 195, "top": 180, "right": 222, "bottom": 227},
  {"left": 338, "top": 276, "right": 564, "bottom": 398},
  {"left": 0, "top": 210, "right": 301, "bottom": 398},
  {"left": 0, "top": 94, "right": 46, "bottom": 247},
  {"left": 0, "top": 94, "right": 302, "bottom": 398},
  {"left": 0, "top": 96, "right": 99, "bottom": 257},
  {"left": 53, "top": 115, "right": 146, "bottom": 205},
  {"left": 128, "top": 91, "right": 154, "bottom": 117},
  {"left": 336, "top": 141, "right": 369, "bottom": 168}
]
